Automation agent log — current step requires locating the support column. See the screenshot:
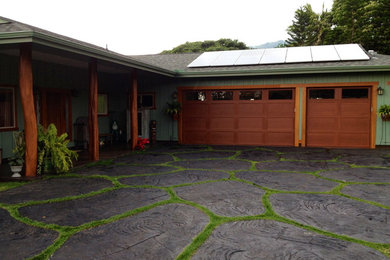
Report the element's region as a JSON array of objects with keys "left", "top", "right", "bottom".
[
  {"left": 88, "top": 59, "right": 99, "bottom": 161},
  {"left": 130, "top": 69, "right": 138, "bottom": 150},
  {"left": 19, "top": 43, "right": 37, "bottom": 177}
]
